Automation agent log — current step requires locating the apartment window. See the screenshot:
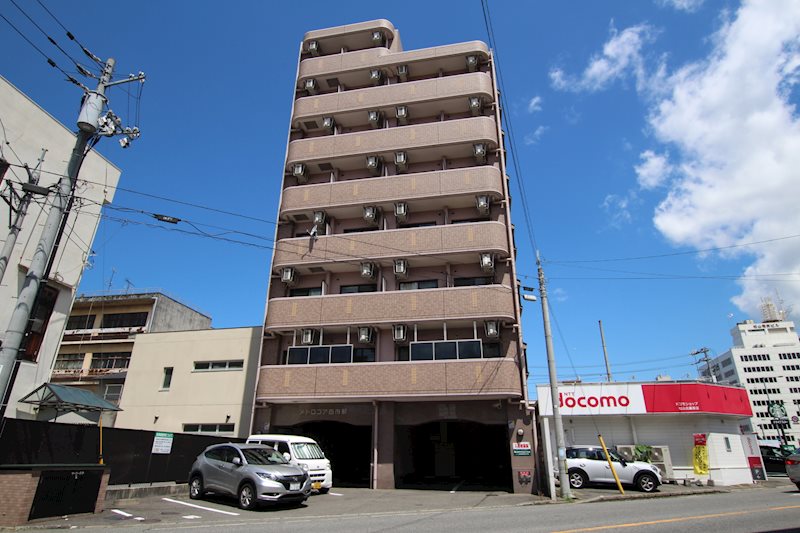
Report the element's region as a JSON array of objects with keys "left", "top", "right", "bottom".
[
  {"left": 483, "top": 343, "right": 502, "bottom": 358},
  {"left": 724, "top": 437, "right": 731, "bottom": 452},
  {"left": 101, "top": 312, "right": 148, "bottom": 328},
  {"left": 409, "top": 340, "right": 487, "bottom": 361},
  {"left": 162, "top": 367, "right": 174, "bottom": 389},
  {"left": 194, "top": 360, "right": 244, "bottom": 371},
  {"left": 104, "top": 384, "right": 124, "bottom": 405},
  {"left": 66, "top": 314, "right": 96, "bottom": 330},
  {"left": 400, "top": 221, "right": 437, "bottom": 228},
  {"left": 723, "top": 370, "right": 735, "bottom": 378},
  {"left": 353, "top": 348, "right": 376, "bottom": 363},
  {"left": 783, "top": 364, "right": 800, "bottom": 371},
  {"left": 90, "top": 352, "right": 131, "bottom": 369},
  {"left": 721, "top": 359, "right": 733, "bottom": 367},
  {"left": 289, "top": 287, "right": 322, "bottom": 297},
  {"left": 183, "top": 423, "right": 235, "bottom": 434},
  {"left": 453, "top": 277, "right": 493, "bottom": 287},
  {"left": 343, "top": 227, "right": 379, "bottom": 233},
  {"left": 399, "top": 280, "right": 438, "bottom": 291},
  {"left": 340, "top": 284, "right": 377, "bottom": 294},
  {"left": 53, "top": 353, "right": 85, "bottom": 370}
]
